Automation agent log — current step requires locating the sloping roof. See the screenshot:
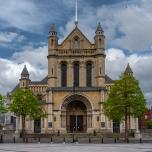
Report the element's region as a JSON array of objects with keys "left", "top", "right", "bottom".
[
  {"left": 21, "top": 65, "right": 29, "bottom": 75},
  {"left": 96, "top": 22, "right": 103, "bottom": 33},
  {"left": 30, "top": 76, "right": 48, "bottom": 85},
  {"left": 124, "top": 63, "right": 133, "bottom": 74},
  {"left": 11, "top": 84, "right": 19, "bottom": 93},
  {"left": 105, "top": 75, "right": 115, "bottom": 84},
  {"left": 59, "top": 26, "right": 93, "bottom": 46}
]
